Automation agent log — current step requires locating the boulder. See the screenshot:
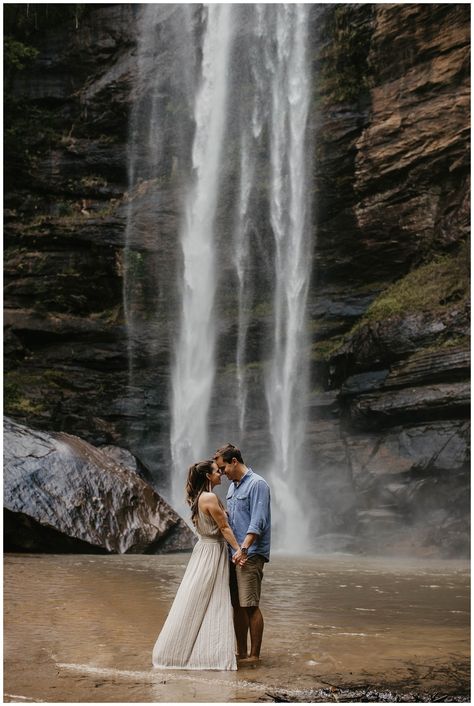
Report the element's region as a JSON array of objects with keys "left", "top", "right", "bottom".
[
  {"left": 99, "top": 443, "right": 154, "bottom": 484},
  {"left": 4, "top": 417, "right": 195, "bottom": 554}
]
